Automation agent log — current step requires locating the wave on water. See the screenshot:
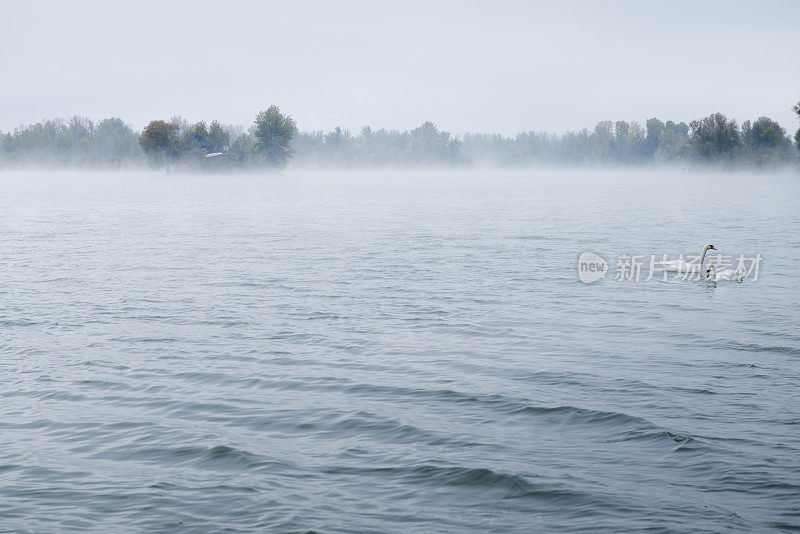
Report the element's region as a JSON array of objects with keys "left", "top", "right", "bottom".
[{"left": 1, "top": 171, "right": 799, "bottom": 532}]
